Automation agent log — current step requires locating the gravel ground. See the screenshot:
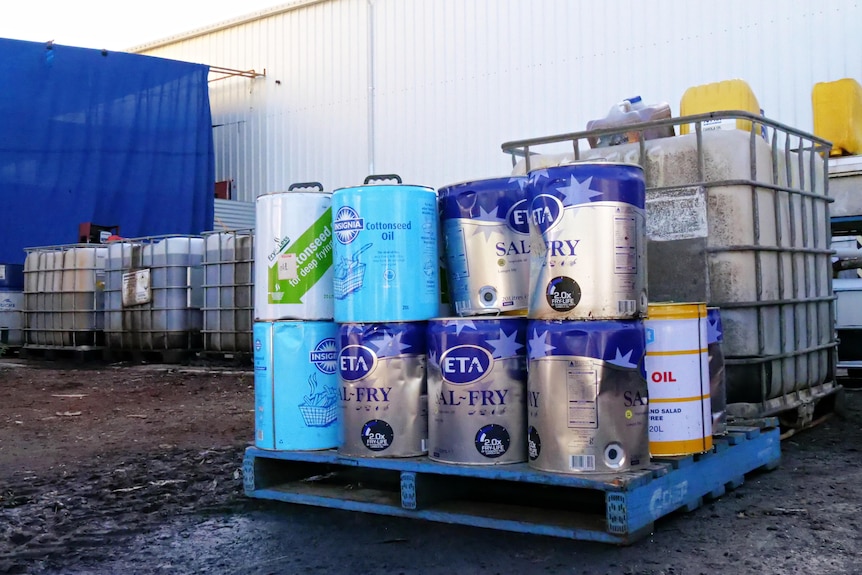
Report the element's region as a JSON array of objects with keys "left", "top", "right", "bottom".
[{"left": 1, "top": 360, "right": 859, "bottom": 575}]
